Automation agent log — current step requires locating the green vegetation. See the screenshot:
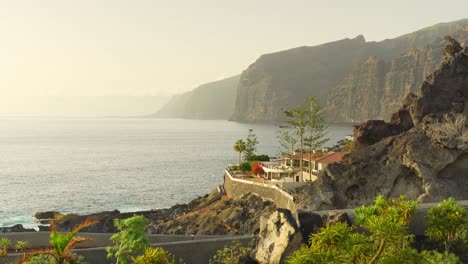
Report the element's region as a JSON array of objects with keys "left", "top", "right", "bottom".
[
  {"left": 239, "top": 162, "right": 252, "bottom": 172},
  {"left": 248, "top": 154, "right": 270, "bottom": 162},
  {"left": 209, "top": 241, "right": 251, "bottom": 264},
  {"left": 233, "top": 139, "right": 246, "bottom": 165},
  {"left": 107, "top": 215, "right": 184, "bottom": 264},
  {"left": 244, "top": 129, "right": 259, "bottom": 162},
  {"left": 20, "top": 218, "right": 97, "bottom": 264},
  {"left": 0, "top": 238, "right": 11, "bottom": 264},
  {"left": 425, "top": 197, "right": 468, "bottom": 253},
  {"left": 279, "top": 96, "right": 329, "bottom": 180},
  {"left": 107, "top": 216, "right": 149, "bottom": 264},
  {"left": 132, "top": 247, "right": 182, "bottom": 264},
  {"left": 287, "top": 196, "right": 466, "bottom": 264}
]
